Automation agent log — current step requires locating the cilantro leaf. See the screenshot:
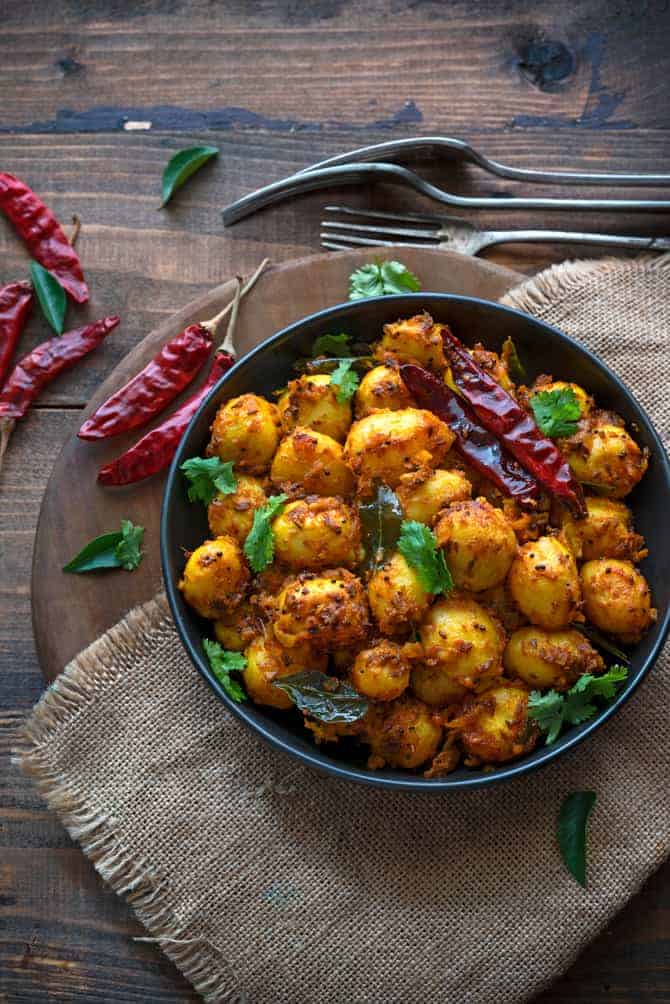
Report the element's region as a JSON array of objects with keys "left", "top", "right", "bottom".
[
  {"left": 358, "top": 483, "right": 403, "bottom": 573},
  {"left": 570, "top": 664, "right": 629, "bottom": 700},
  {"left": 312, "top": 332, "right": 351, "bottom": 357},
  {"left": 528, "top": 664, "right": 629, "bottom": 745},
  {"left": 530, "top": 388, "right": 582, "bottom": 438},
  {"left": 180, "top": 456, "right": 237, "bottom": 505},
  {"left": 115, "top": 519, "right": 145, "bottom": 571},
  {"left": 397, "top": 520, "right": 453, "bottom": 595},
  {"left": 203, "top": 638, "right": 247, "bottom": 702},
  {"left": 63, "top": 519, "right": 144, "bottom": 573},
  {"left": 348, "top": 260, "right": 421, "bottom": 300},
  {"left": 527, "top": 690, "right": 565, "bottom": 746},
  {"left": 330, "top": 358, "right": 360, "bottom": 403},
  {"left": 243, "top": 494, "right": 288, "bottom": 573}
]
